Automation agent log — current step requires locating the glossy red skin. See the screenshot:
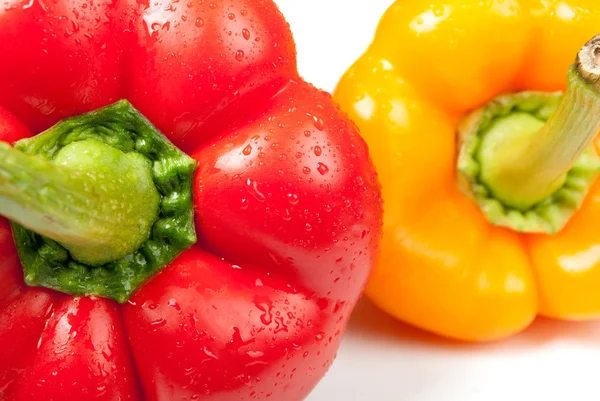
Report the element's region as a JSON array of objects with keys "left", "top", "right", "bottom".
[{"left": 0, "top": 1, "right": 383, "bottom": 400}]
